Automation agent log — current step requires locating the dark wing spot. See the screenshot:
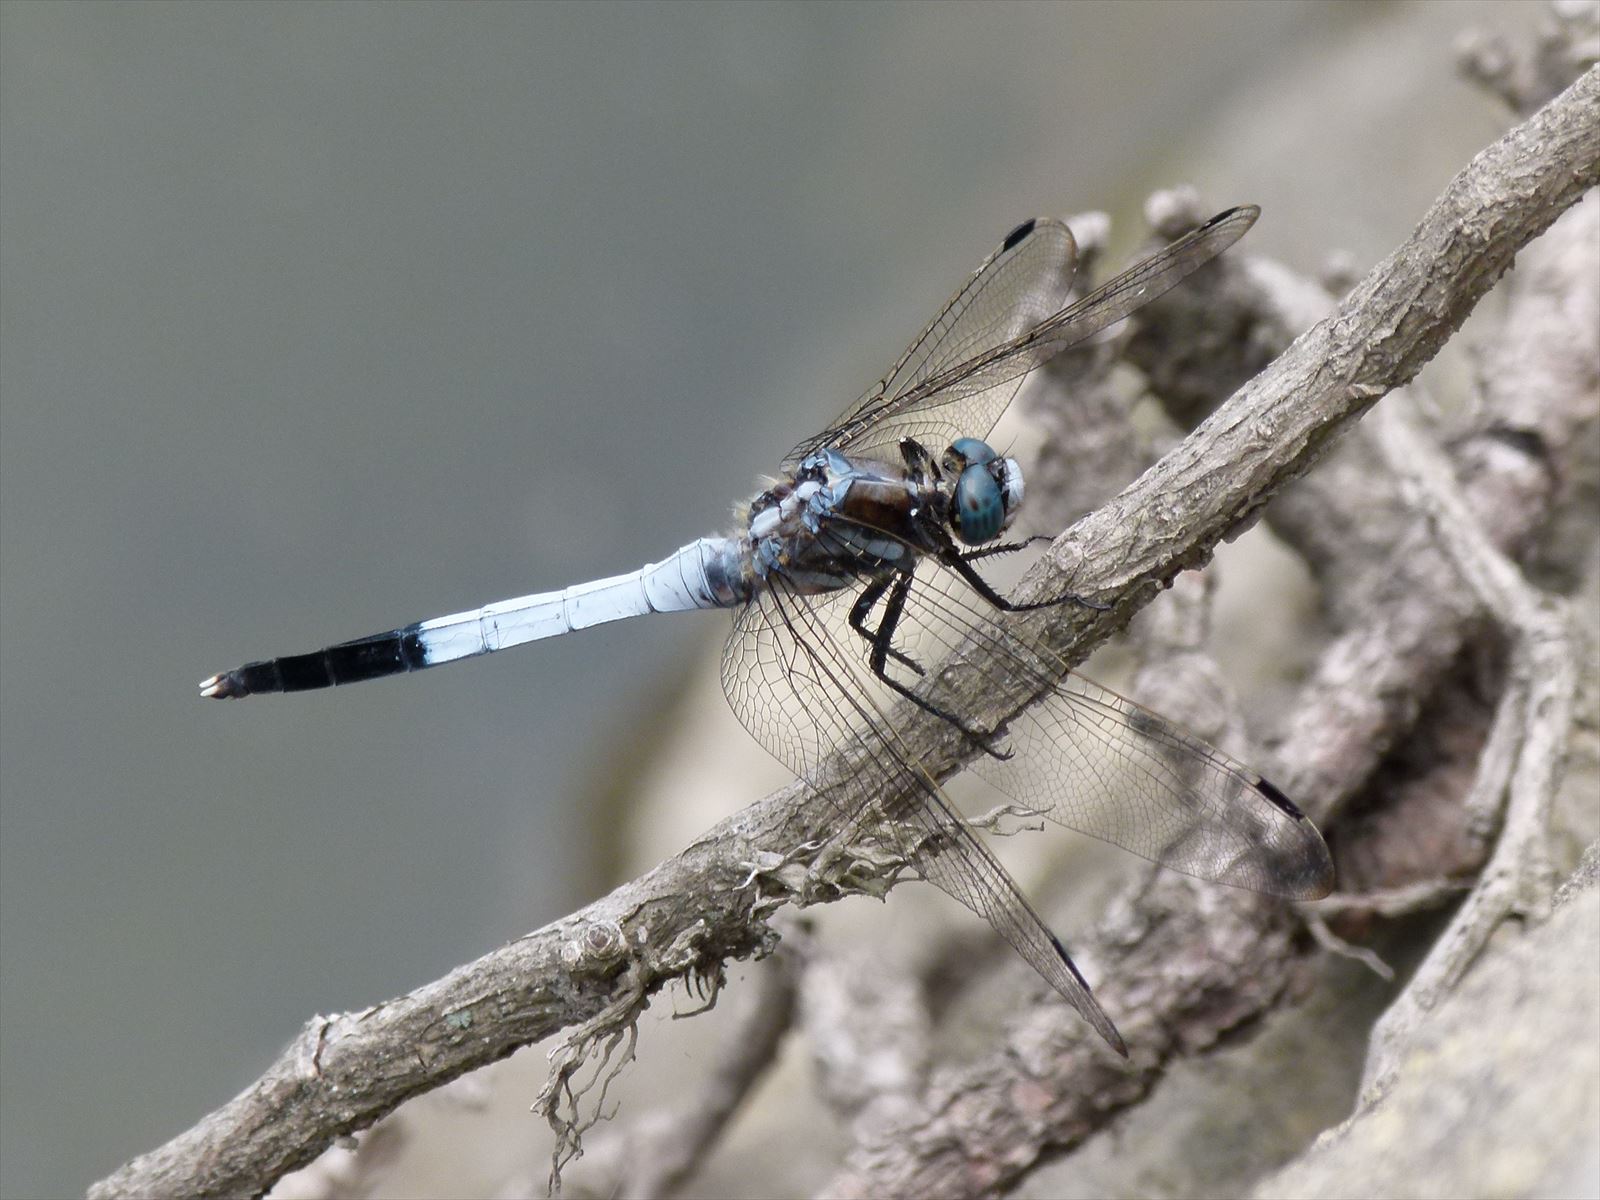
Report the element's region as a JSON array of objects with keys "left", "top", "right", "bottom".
[
  {"left": 1001, "top": 218, "right": 1036, "bottom": 253},
  {"left": 1254, "top": 775, "right": 1305, "bottom": 819},
  {"left": 1050, "top": 933, "right": 1092, "bottom": 989}
]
